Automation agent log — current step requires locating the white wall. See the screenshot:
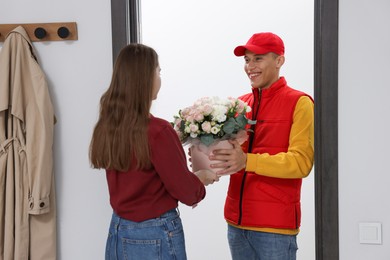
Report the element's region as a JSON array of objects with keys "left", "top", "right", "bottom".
[
  {"left": 141, "top": 1, "right": 315, "bottom": 259},
  {"left": 339, "top": 0, "right": 390, "bottom": 259},
  {"left": 0, "top": 0, "right": 315, "bottom": 259},
  {"left": 1, "top": 1, "right": 113, "bottom": 259}
]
